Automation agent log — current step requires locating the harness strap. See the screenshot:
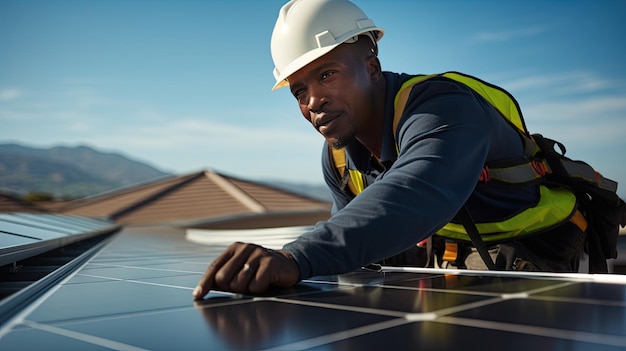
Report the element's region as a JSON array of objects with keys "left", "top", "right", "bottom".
[
  {"left": 458, "top": 205, "right": 497, "bottom": 270},
  {"left": 481, "top": 160, "right": 550, "bottom": 185}
]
